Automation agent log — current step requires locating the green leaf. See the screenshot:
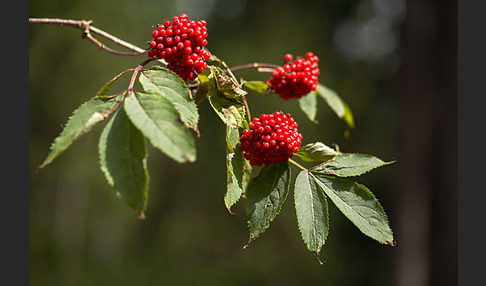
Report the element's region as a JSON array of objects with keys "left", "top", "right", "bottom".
[
  {"left": 311, "top": 153, "right": 393, "bottom": 177},
  {"left": 310, "top": 173, "right": 394, "bottom": 245},
  {"left": 139, "top": 66, "right": 199, "bottom": 132},
  {"left": 98, "top": 107, "right": 149, "bottom": 214},
  {"left": 246, "top": 162, "right": 291, "bottom": 241},
  {"left": 194, "top": 73, "right": 210, "bottom": 105},
  {"left": 210, "top": 66, "right": 247, "bottom": 99},
  {"left": 294, "top": 142, "right": 338, "bottom": 163},
  {"left": 96, "top": 69, "right": 133, "bottom": 97},
  {"left": 124, "top": 90, "right": 196, "bottom": 163},
  {"left": 208, "top": 68, "right": 246, "bottom": 128},
  {"left": 224, "top": 126, "right": 251, "bottom": 213},
  {"left": 294, "top": 170, "right": 329, "bottom": 257},
  {"left": 242, "top": 81, "right": 269, "bottom": 94},
  {"left": 315, "top": 83, "right": 355, "bottom": 129},
  {"left": 298, "top": 91, "right": 318, "bottom": 123},
  {"left": 38, "top": 96, "right": 118, "bottom": 169}
]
